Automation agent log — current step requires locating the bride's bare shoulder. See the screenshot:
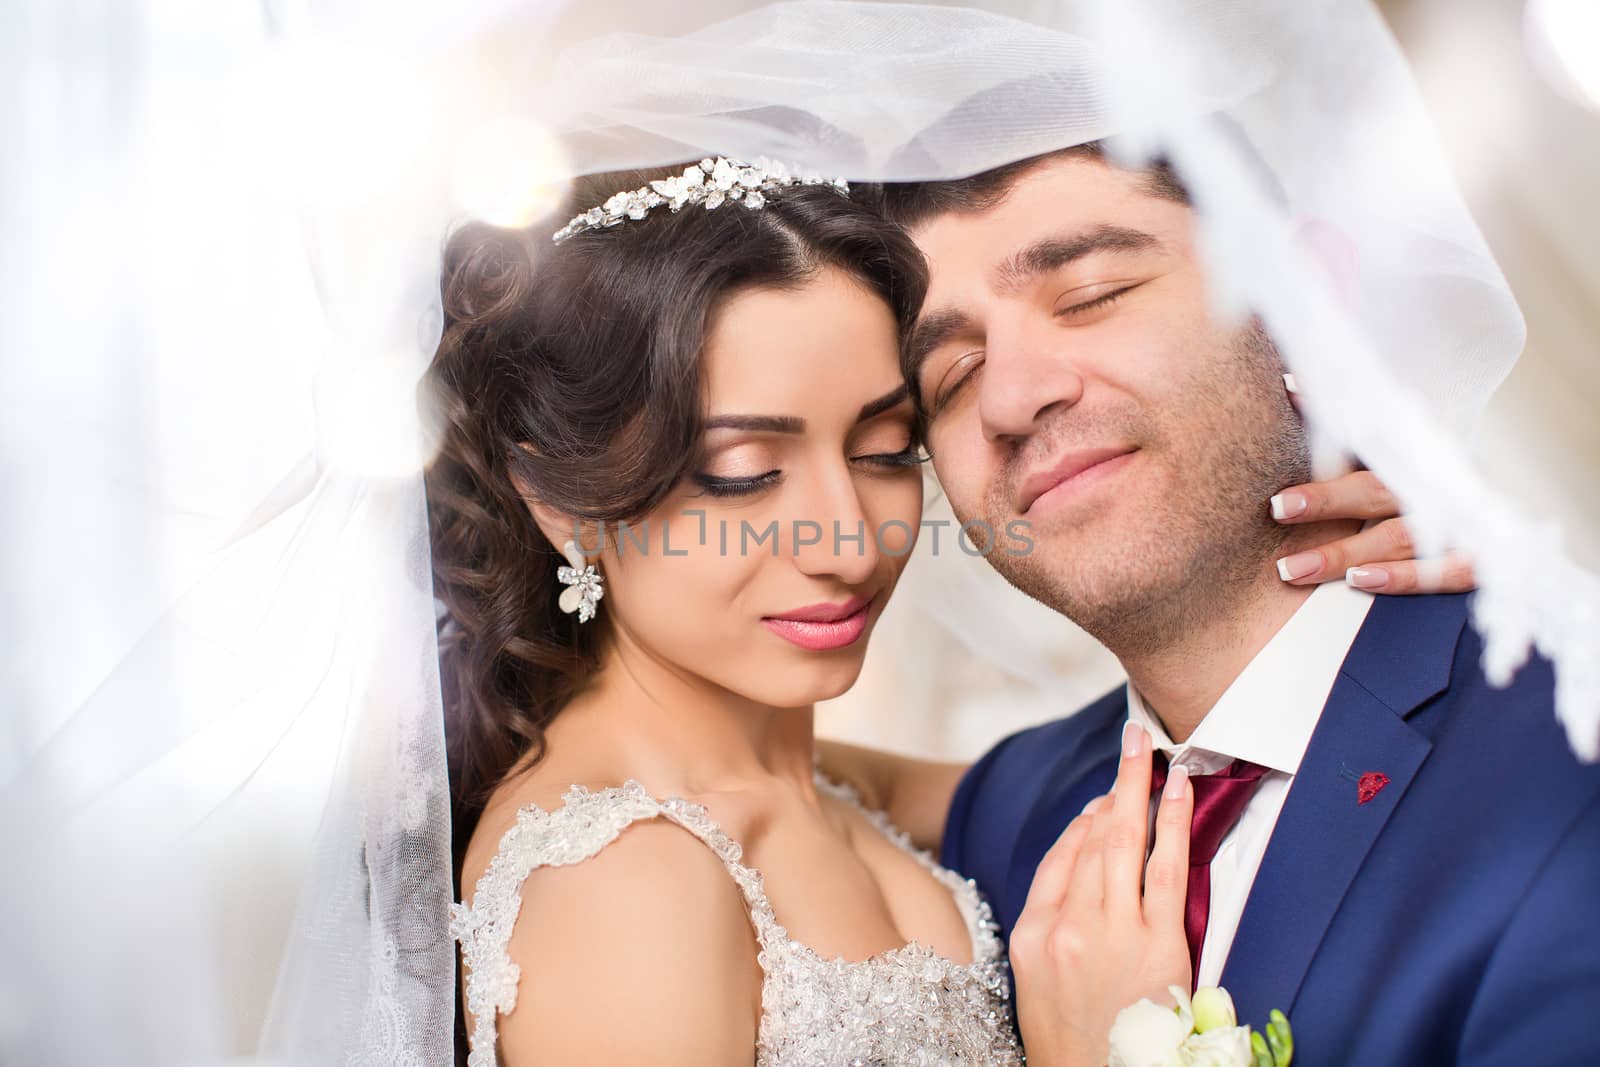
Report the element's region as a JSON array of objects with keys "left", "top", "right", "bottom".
[
  {"left": 461, "top": 751, "right": 762, "bottom": 1064},
  {"left": 459, "top": 742, "right": 622, "bottom": 886}
]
